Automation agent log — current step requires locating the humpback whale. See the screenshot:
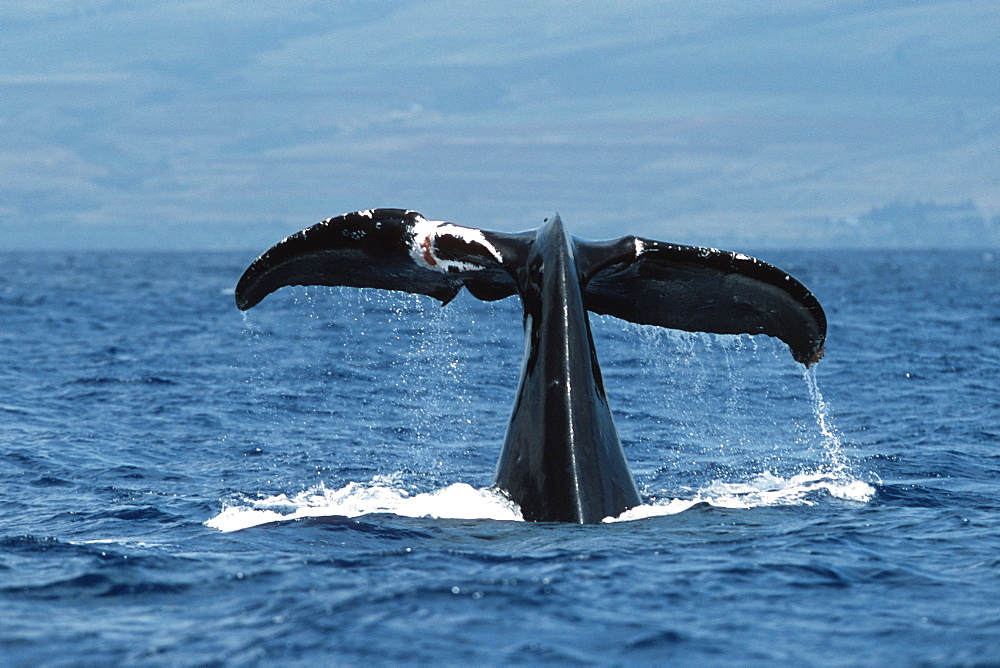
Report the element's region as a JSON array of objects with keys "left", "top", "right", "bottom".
[{"left": 236, "top": 209, "right": 826, "bottom": 523}]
